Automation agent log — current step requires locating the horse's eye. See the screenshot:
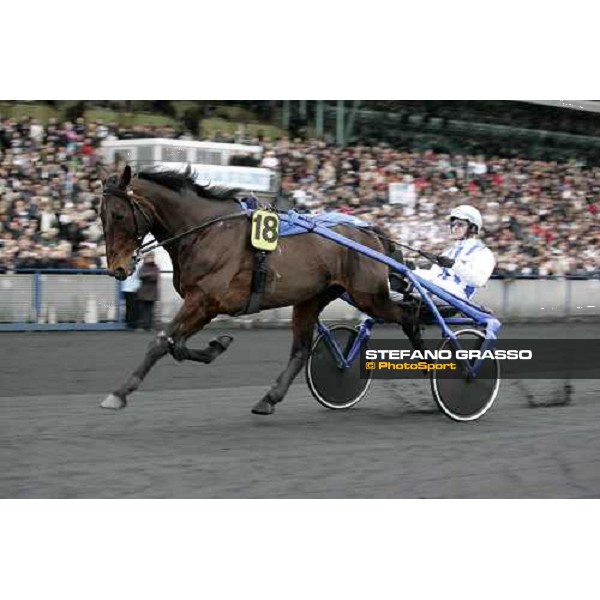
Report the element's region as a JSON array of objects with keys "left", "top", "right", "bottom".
[{"left": 114, "top": 213, "right": 125, "bottom": 221}]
